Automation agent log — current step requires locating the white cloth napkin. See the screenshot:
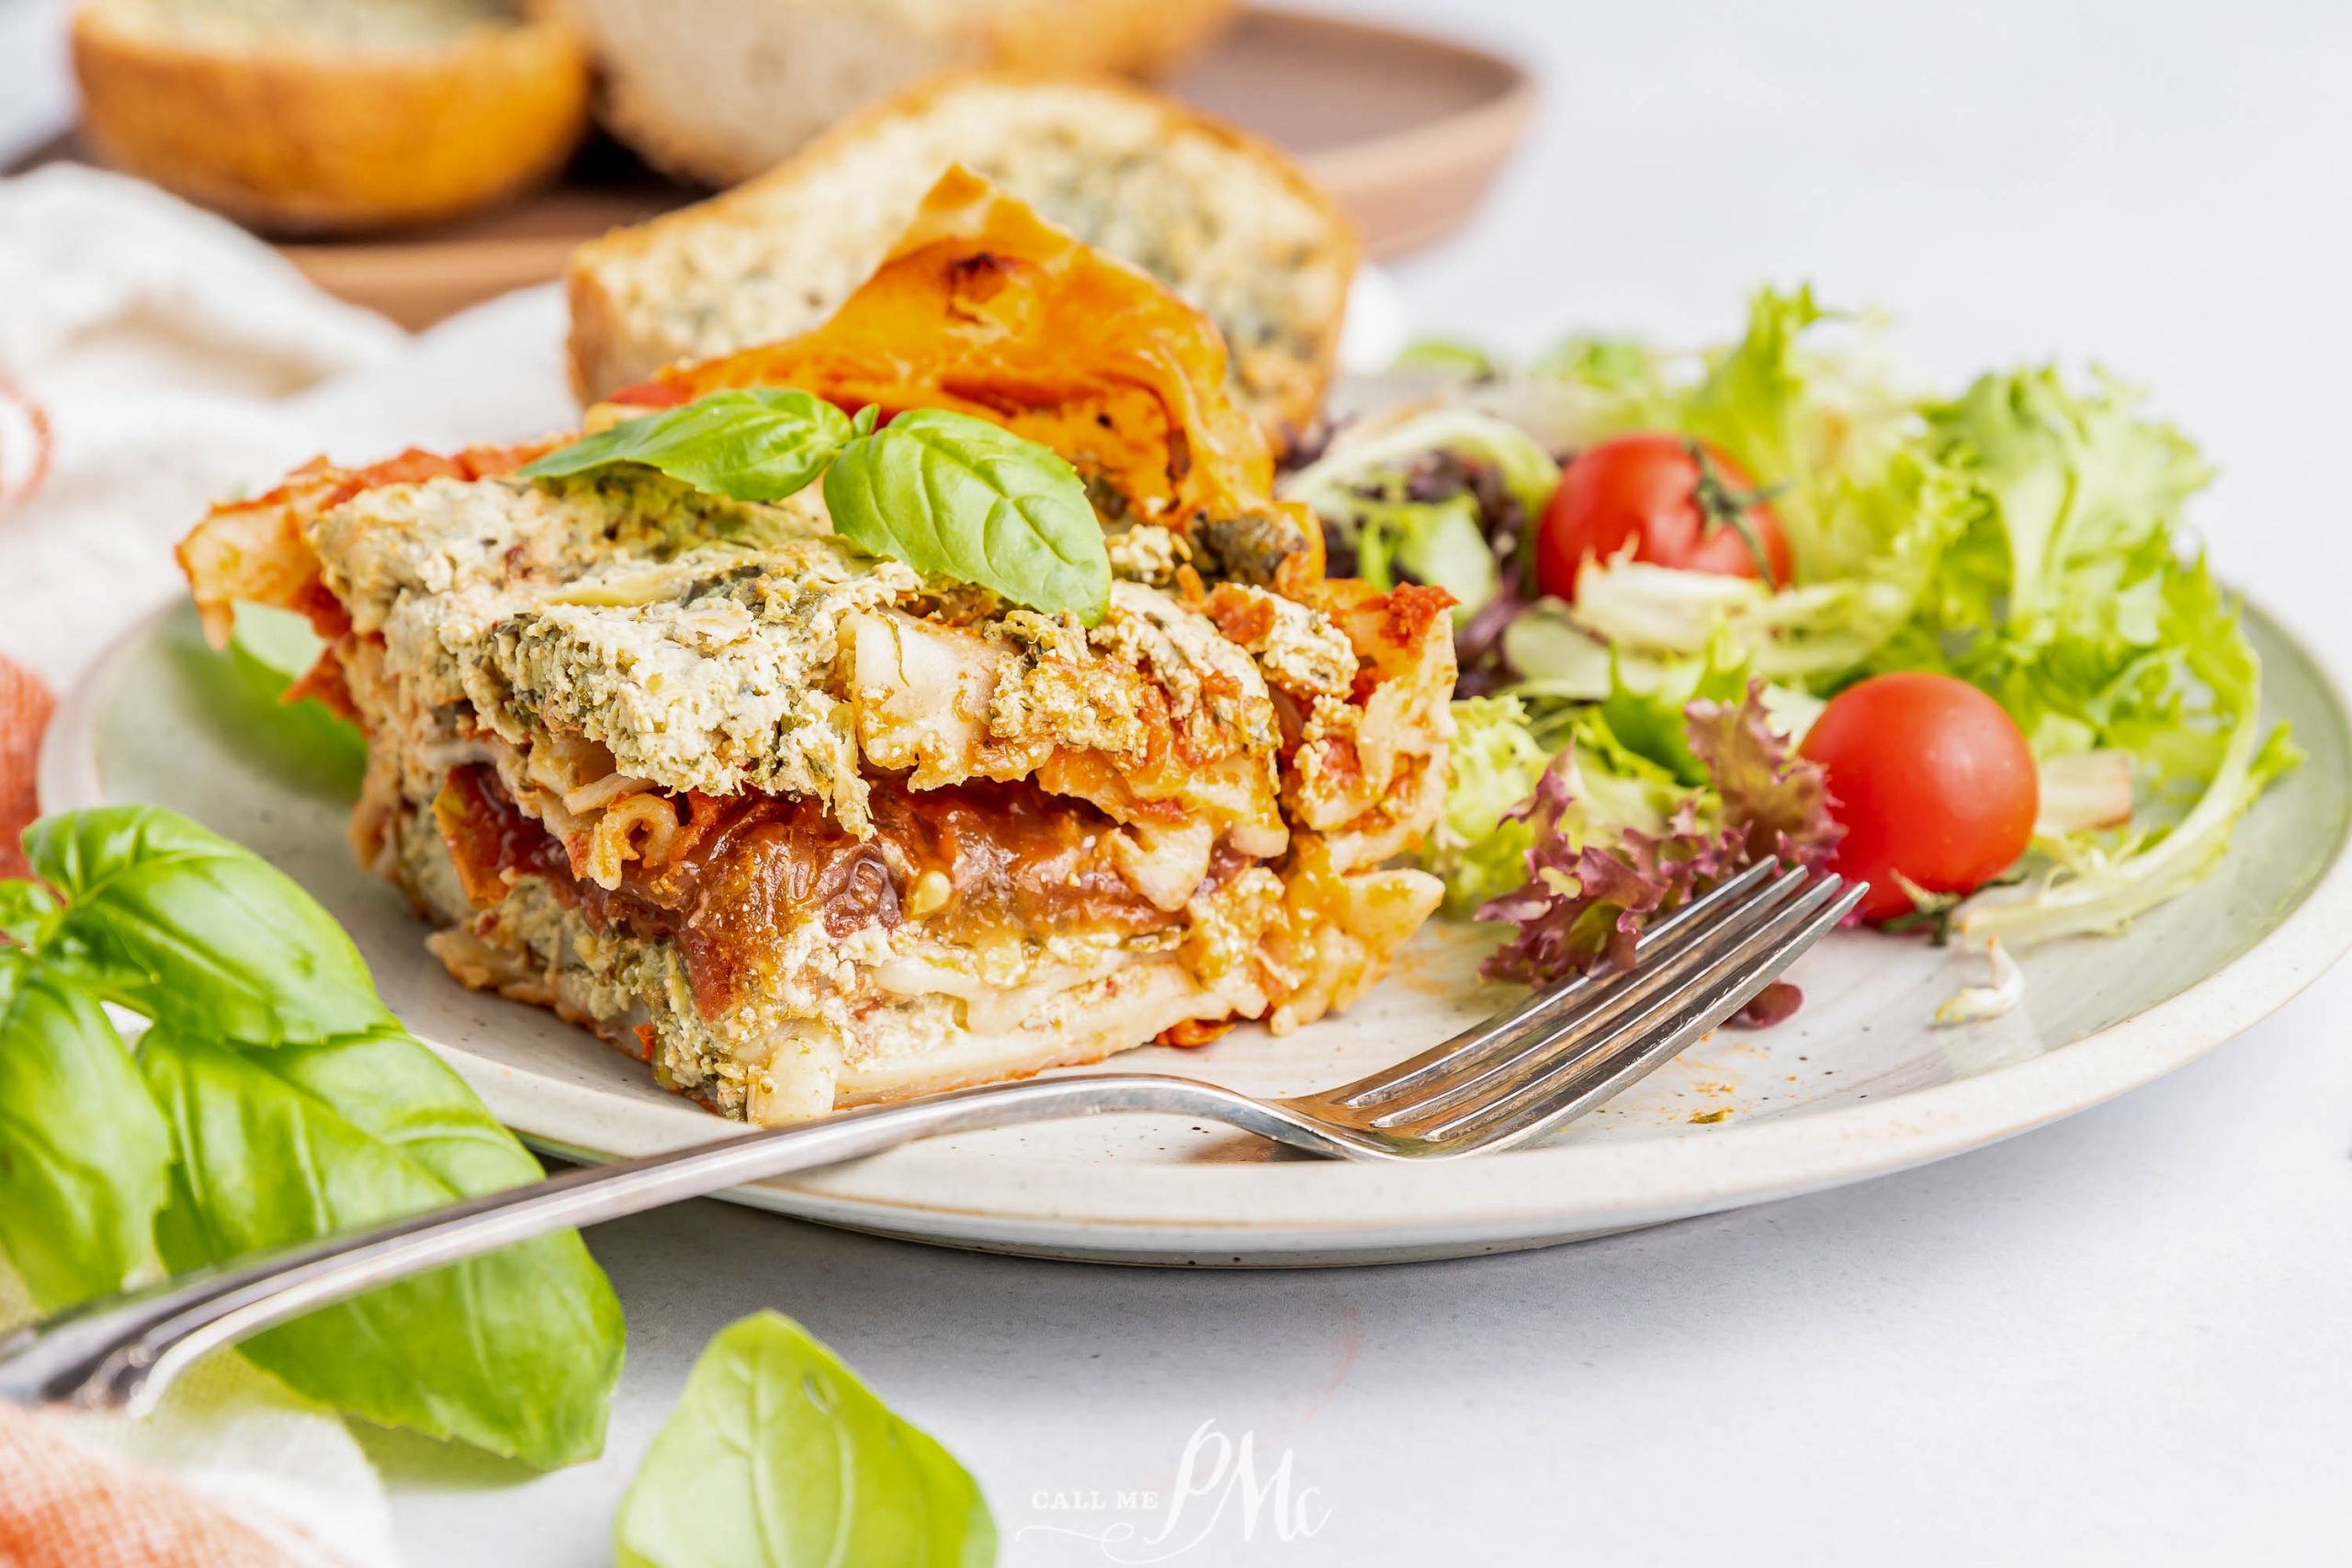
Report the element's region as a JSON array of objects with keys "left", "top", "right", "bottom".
[{"left": 0, "top": 164, "right": 579, "bottom": 691}]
